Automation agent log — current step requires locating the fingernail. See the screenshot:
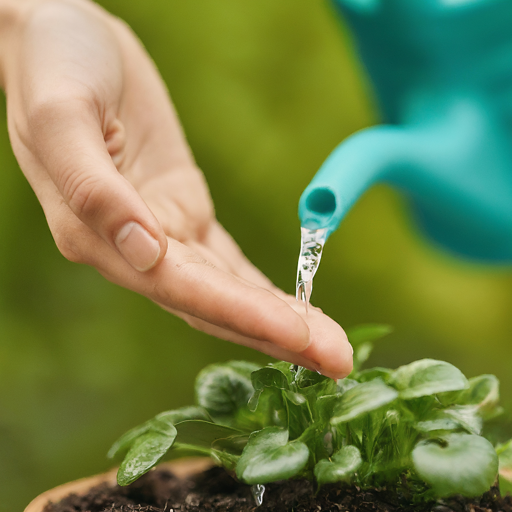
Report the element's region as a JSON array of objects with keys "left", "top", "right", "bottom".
[{"left": 115, "top": 222, "right": 160, "bottom": 272}]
